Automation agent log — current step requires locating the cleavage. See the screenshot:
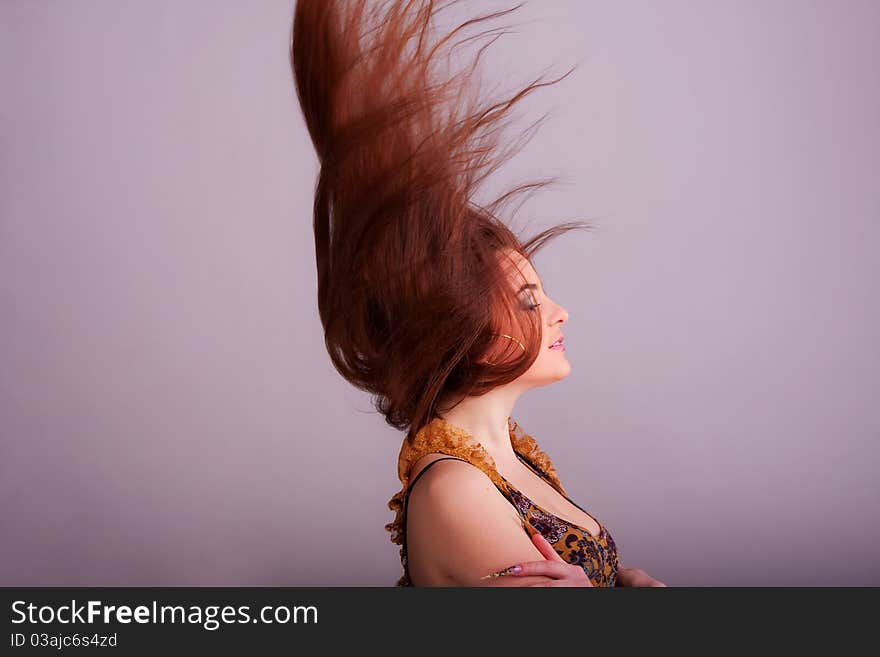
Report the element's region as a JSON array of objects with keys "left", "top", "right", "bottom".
[{"left": 500, "top": 456, "right": 602, "bottom": 537}]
